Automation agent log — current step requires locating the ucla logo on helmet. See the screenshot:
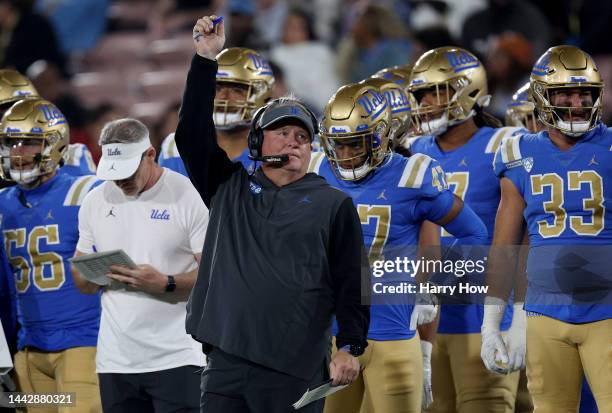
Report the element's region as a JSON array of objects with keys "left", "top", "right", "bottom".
[
  {"left": 330, "top": 125, "right": 351, "bottom": 133},
  {"left": 5, "top": 127, "right": 21, "bottom": 134},
  {"left": 39, "top": 105, "right": 66, "bottom": 126},
  {"left": 248, "top": 54, "right": 272, "bottom": 75},
  {"left": 358, "top": 89, "right": 387, "bottom": 121},
  {"left": 216, "top": 70, "right": 232, "bottom": 78},
  {"left": 385, "top": 89, "right": 410, "bottom": 113},
  {"left": 532, "top": 54, "right": 551, "bottom": 76},
  {"left": 13, "top": 90, "right": 32, "bottom": 97},
  {"left": 569, "top": 76, "right": 588, "bottom": 83},
  {"left": 445, "top": 51, "right": 479, "bottom": 73}
]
